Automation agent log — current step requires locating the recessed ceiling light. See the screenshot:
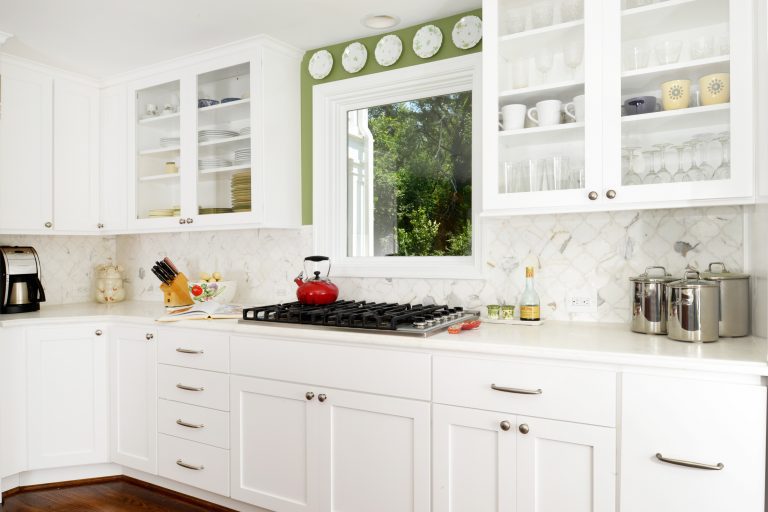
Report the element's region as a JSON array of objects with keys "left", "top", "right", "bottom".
[{"left": 362, "top": 15, "right": 400, "bottom": 30}]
